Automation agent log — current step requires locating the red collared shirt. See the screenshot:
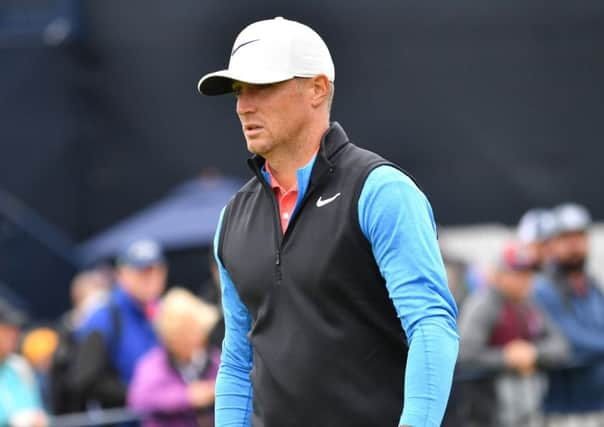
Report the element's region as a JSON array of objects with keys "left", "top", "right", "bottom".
[{"left": 265, "top": 162, "right": 298, "bottom": 233}]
